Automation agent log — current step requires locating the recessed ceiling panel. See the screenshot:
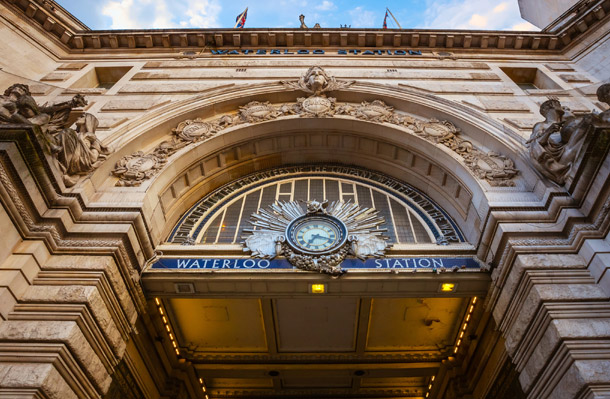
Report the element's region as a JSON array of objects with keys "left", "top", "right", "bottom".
[
  {"left": 275, "top": 297, "right": 358, "bottom": 352},
  {"left": 169, "top": 298, "right": 267, "bottom": 352},
  {"left": 360, "top": 376, "right": 427, "bottom": 388},
  {"left": 282, "top": 377, "right": 353, "bottom": 388},
  {"left": 366, "top": 298, "right": 466, "bottom": 351},
  {"left": 206, "top": 378, "right": 274, "bottom": 389}
]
